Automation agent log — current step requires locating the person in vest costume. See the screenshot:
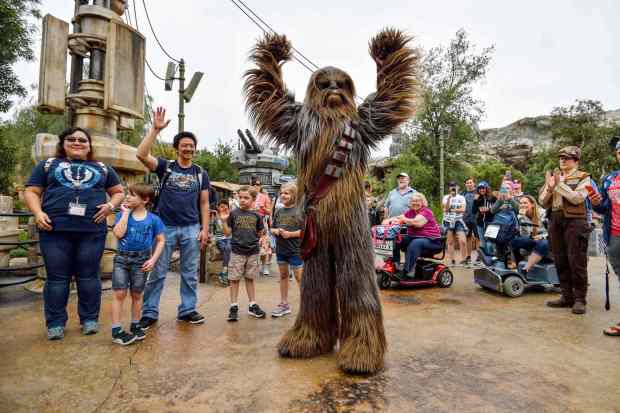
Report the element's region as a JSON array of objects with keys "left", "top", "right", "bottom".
[{"left": 539, "top": 146, "right": 593, "bottom": 314}]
